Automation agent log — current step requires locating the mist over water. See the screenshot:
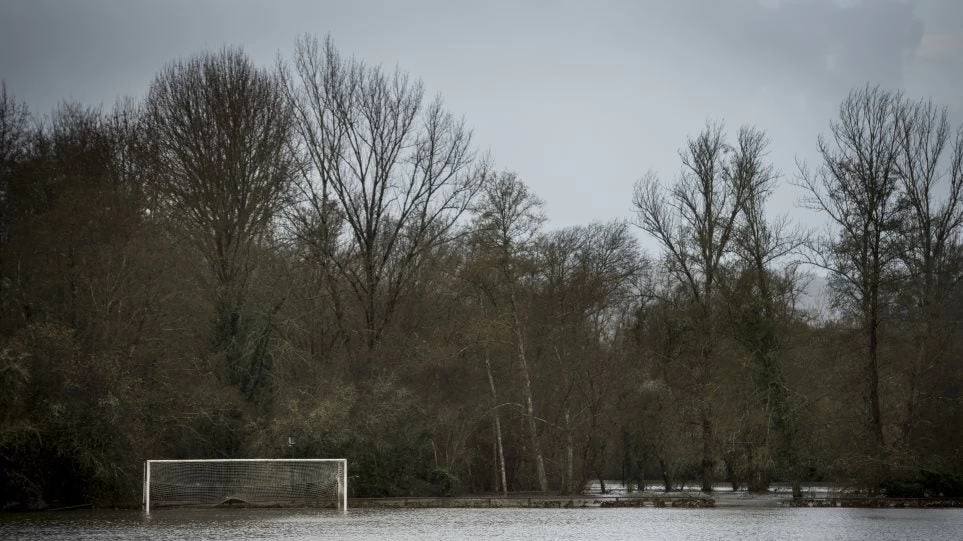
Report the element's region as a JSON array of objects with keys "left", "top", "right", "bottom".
[{"left": 2, "top": 508, "right": 961, "bottom": 541}]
